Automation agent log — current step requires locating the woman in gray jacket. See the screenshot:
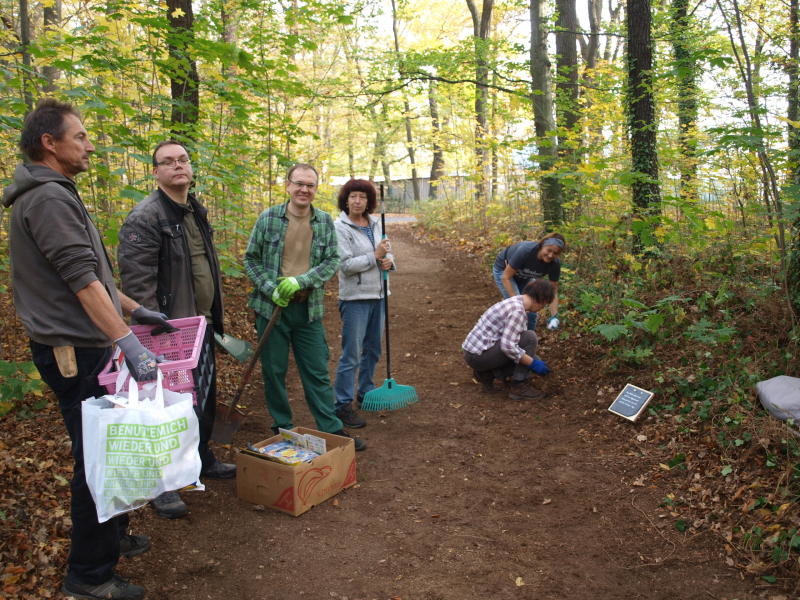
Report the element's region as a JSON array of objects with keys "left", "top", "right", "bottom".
[{"left": 333, "top": 179, "right": 394, "bottom": 428}]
